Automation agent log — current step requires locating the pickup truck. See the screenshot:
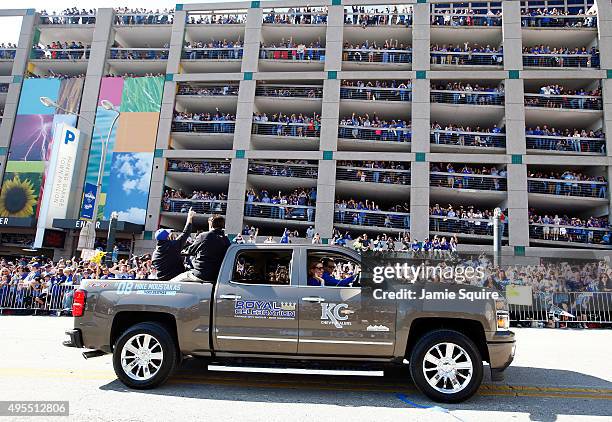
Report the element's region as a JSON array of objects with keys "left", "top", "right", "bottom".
[{"left": 64, "top": 244, "right": 515, "bottom": 403}]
